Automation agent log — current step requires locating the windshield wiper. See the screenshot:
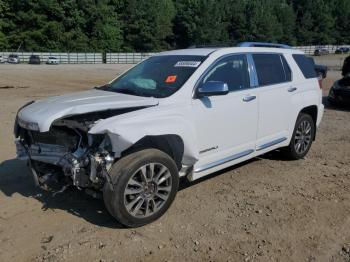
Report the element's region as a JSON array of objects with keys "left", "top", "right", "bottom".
[
  {"left": 96, "top": 85, "right": 153, "bottom": 97},
  {"left": 115, "top": 88, "right": 148, "bottom": 97}
]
